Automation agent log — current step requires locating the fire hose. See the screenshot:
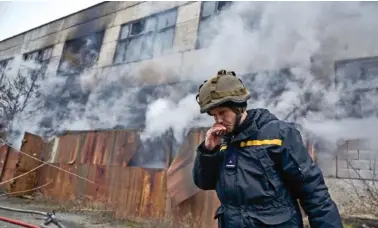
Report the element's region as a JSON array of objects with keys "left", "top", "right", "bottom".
[
  {"left": 0, "top": 205, "right": 65, "bottom": 228},
  {"left": 0, "top": 216, "right": 39, "bottom": 228}
]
